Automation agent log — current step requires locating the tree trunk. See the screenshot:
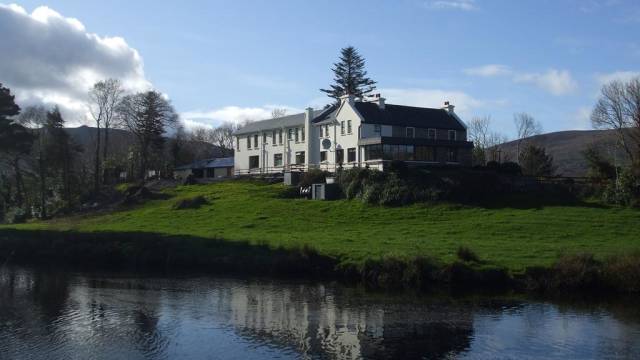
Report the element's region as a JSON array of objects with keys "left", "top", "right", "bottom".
[
  {"left": 39, "top": 153, "right": 47, "bottom": 219},
  {"left": 103, "top": 127, "right": 110, "bottom": 184},
  {"left": 12, "top": 156, "right": 24, "bottom": 208},
  {"left": 94, "top": 126, "right": 101, "bottom": 194}
]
